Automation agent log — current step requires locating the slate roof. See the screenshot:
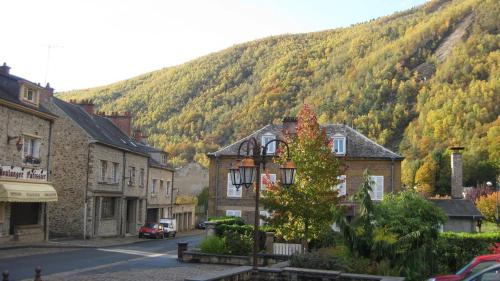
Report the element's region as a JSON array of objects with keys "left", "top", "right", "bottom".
[
  {"left": 208, "top": 124, "right": 403, "bottom": 160},
  {"left": 53, "top": 97, "right": 148, "bottom": 156},
  {"left": 135, "top": 143, "right": 175, "bottom": 171},
  {"left": 430, "top": 199, "right": 483, "bottom": 219},
  {"left": 0, "top": 72, "right": 57, "bottom": 118}
]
